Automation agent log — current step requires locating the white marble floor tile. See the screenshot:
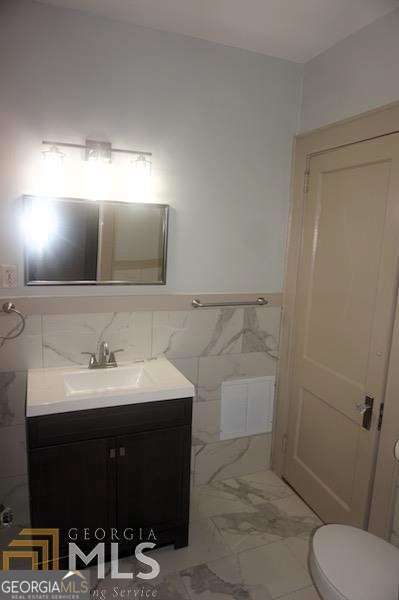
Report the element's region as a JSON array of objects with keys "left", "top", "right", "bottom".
[
  {"left": 191, "top": 471, "right": 295, "bottom": 525},
  {"left": 181, "top": 554, "right": 272, "bottom": 600},
  {"left": 212, "top": 512, "right": 282, "bottom": 553},
  {"left": 279, "top": 586, "right": 321, "bottom": 600},
  {"left": 269, "top": 495, "right": 322, "bottom": 528},
  {"left": 149, "top": 519, "right": 232, "bottom": 577},
  {"left": 91, "top": 569, "right": 190, "bottom": 600},
  {"left": 88, "top": 471, "right": 320, "bottom": 600},
  {"left": 237, "top": 470, "right": 295, "bottom": 503},
  {"left": 210, "top": 475, "right": 321, "bottom": 553},
  {"left": 283, "top": 536, "right": 312, "bottom": 570},
  {"left": 237, "top": 540, "right": 312, "bottom": 599},
  {"left": 191, "top": 482, "right": 257, "bottom": 522},
  {"left": 147, "top": 572, "right": 191, "bottom": 599}
]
